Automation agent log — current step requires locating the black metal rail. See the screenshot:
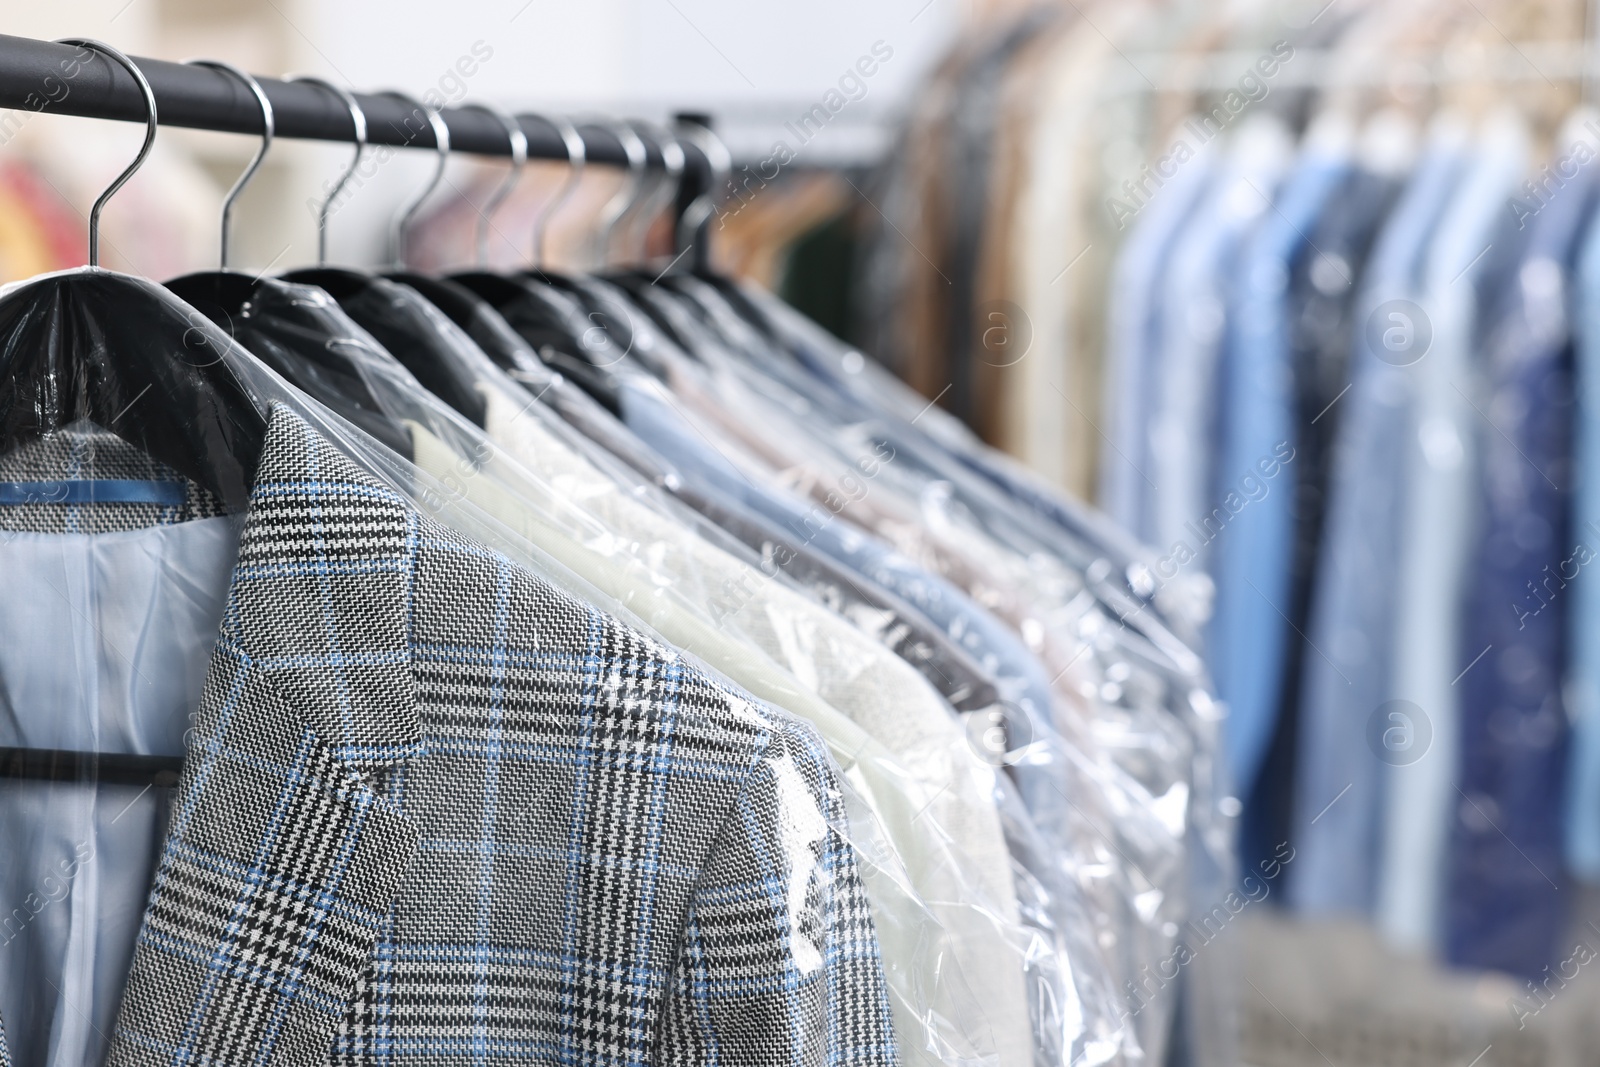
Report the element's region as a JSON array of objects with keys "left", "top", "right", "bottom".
[{"left": 0, "top": 33, "right": 690, "bottom": 170}]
